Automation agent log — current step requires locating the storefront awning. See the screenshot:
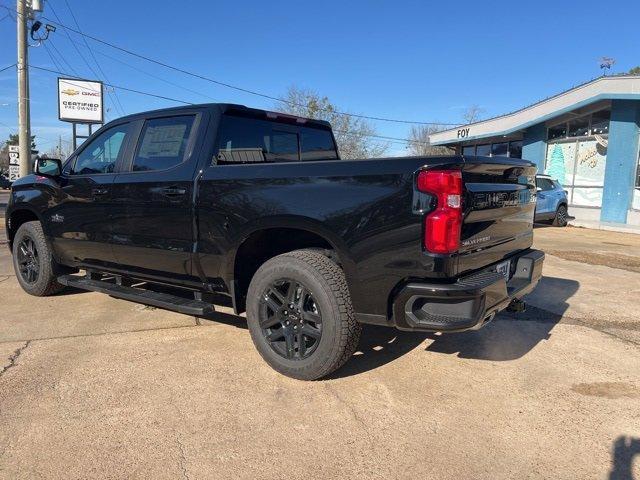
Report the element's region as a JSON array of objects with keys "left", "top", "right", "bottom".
[{"left": 430, "top": 75, "right": 640, "bottom": 145}]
